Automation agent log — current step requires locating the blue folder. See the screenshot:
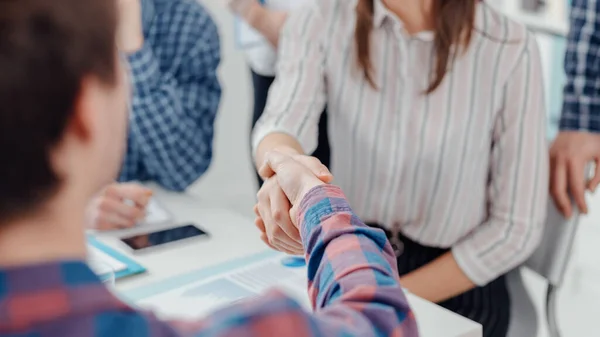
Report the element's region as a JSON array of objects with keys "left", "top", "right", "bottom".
[{"left": 88, "top": 236, "right": 146, "bottom": 280}]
